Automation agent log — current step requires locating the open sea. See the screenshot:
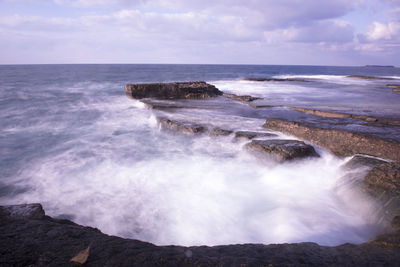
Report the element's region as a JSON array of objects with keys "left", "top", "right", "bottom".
[{"left": 1, "top": 64, "right": 400, "bottom": 246}]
